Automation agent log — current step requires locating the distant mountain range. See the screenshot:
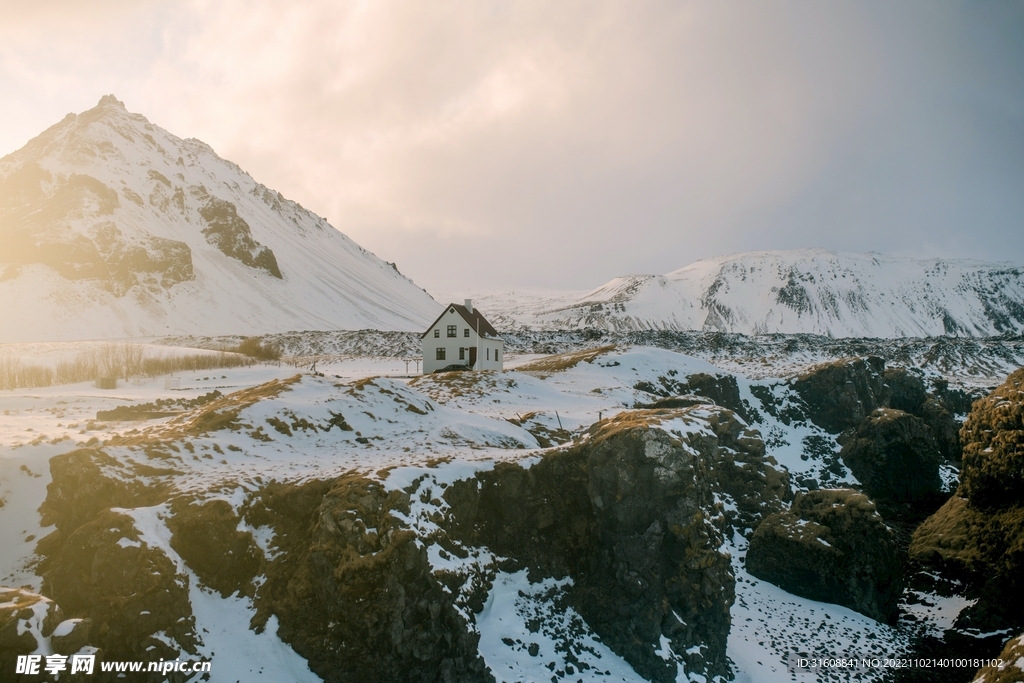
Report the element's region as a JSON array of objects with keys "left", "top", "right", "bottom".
[
  {"left": 459, "top": 249, "right": 1024, "bottom": 338},
  {"left": 0, "top": 95, "right": 441, "bottom": 342},
  {"left": 3, "top": 99, "right": 1020, "bottom": 343}
]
